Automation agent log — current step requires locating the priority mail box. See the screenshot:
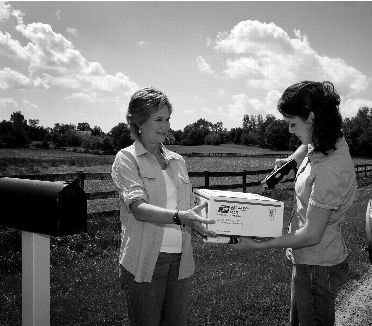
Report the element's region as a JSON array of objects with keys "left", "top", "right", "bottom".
[{"left": 193, "top": 189, "right": 284, "bottom": 243}]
